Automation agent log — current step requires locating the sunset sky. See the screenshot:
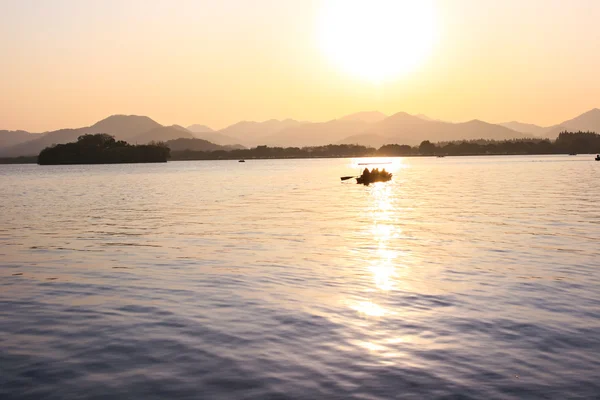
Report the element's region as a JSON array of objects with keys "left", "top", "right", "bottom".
[{"left": 1, "top": 0, "right": 599, "bottom": 132}]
